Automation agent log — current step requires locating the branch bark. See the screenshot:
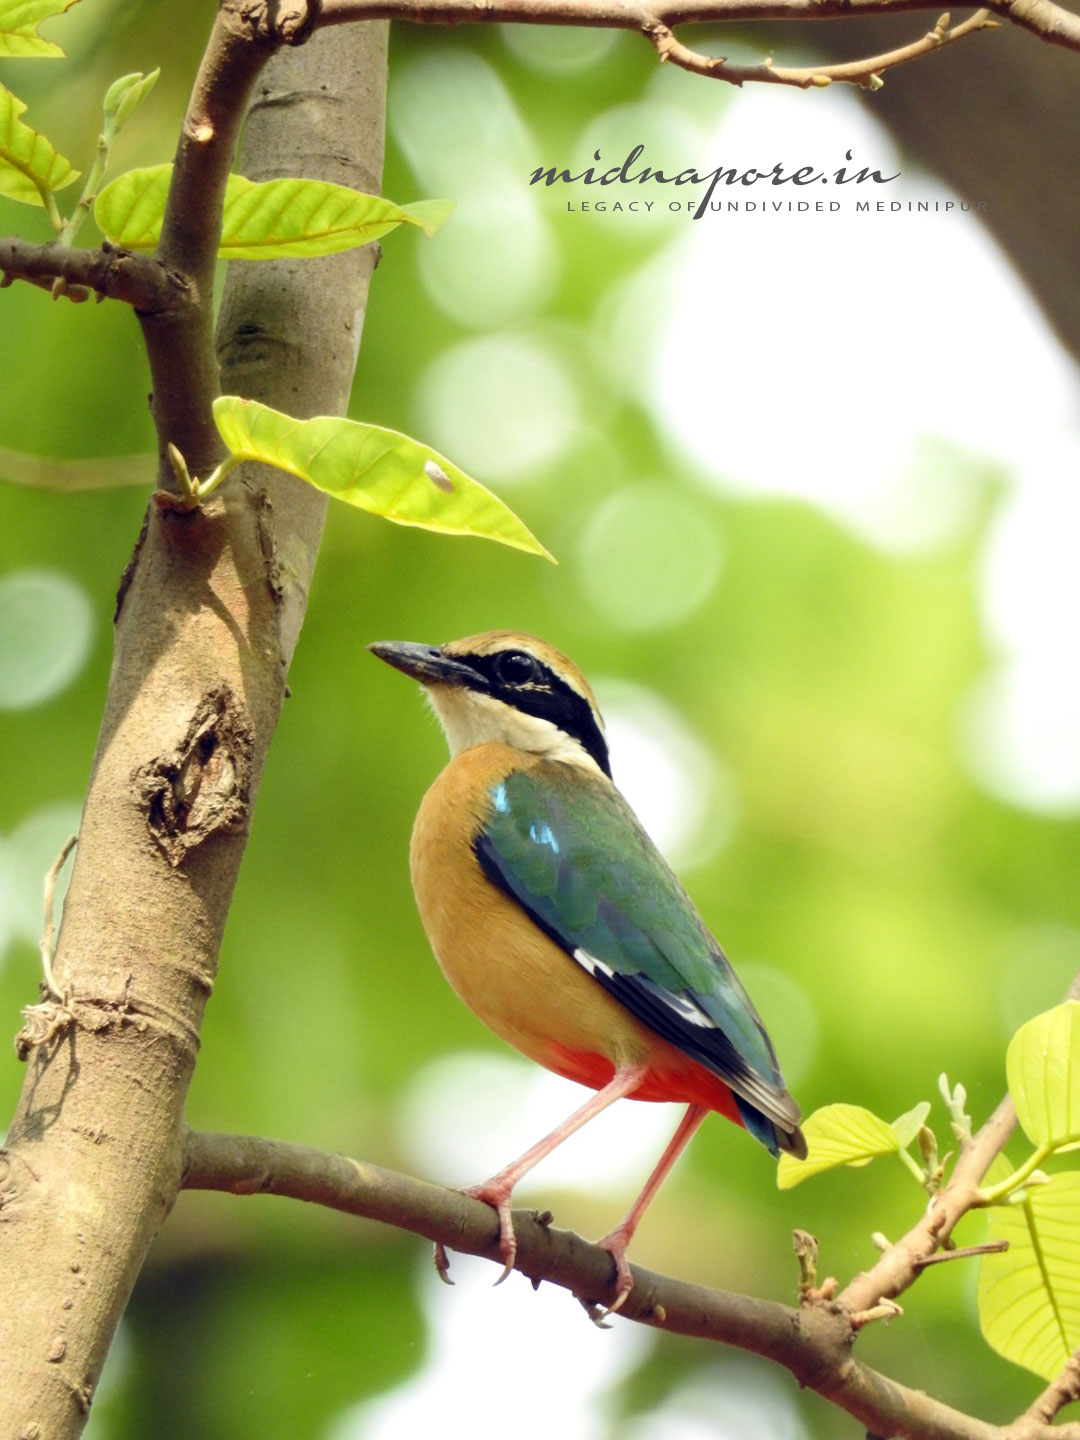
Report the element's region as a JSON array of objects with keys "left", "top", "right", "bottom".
[
  {"left": 0, "top": 17, "right": 388, "bottom": 1439},
  {"left": 0, "top": 237, "right": 177, "bottom": 308},
  {"left": 317, "top": 0, "right": 1080, "bottom": 57},
  {"left": 180, "top": 1129, "right": 1080, "bottom": 1440},
  {"left": 645, "top": 8, "right": 996, "bottom": 88}
]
